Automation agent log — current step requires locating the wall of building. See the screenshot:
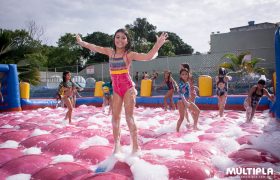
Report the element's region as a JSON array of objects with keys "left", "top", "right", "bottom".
[{"left": 210, "top": 23, "right": 277, "bottom": 69}]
